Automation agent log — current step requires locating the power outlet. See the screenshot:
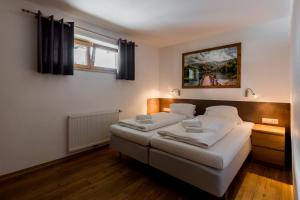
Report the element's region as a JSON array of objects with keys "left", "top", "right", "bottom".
[{"left": 262, "top": 118, "right": 279, "bottom": 125}]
